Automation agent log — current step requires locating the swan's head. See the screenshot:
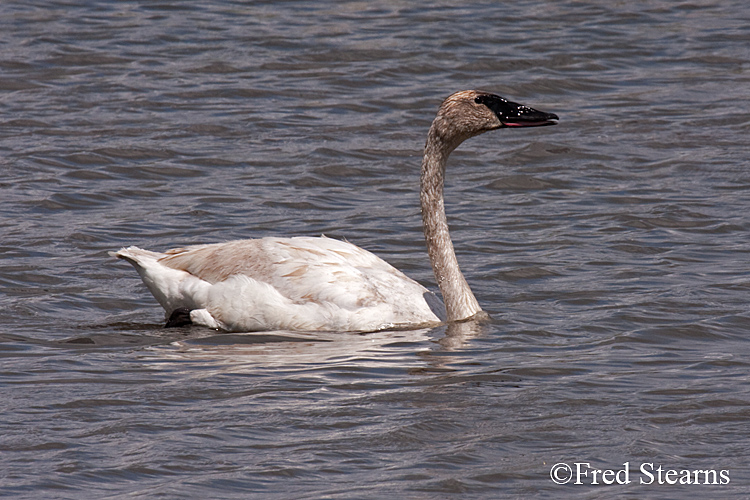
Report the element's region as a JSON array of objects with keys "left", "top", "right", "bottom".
[{"left": 433, "top": 90, "right": 558, "bottom": 148}]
